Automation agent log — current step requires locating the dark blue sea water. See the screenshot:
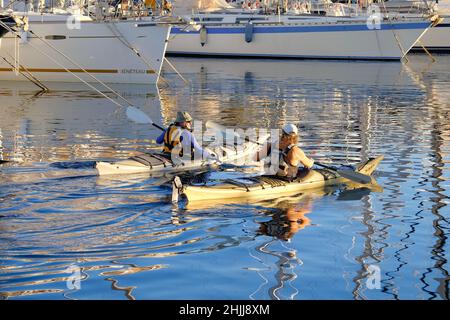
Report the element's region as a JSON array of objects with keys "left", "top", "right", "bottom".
[{"left": 0, "top": 55, "right": 449, "bottom": 299}]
